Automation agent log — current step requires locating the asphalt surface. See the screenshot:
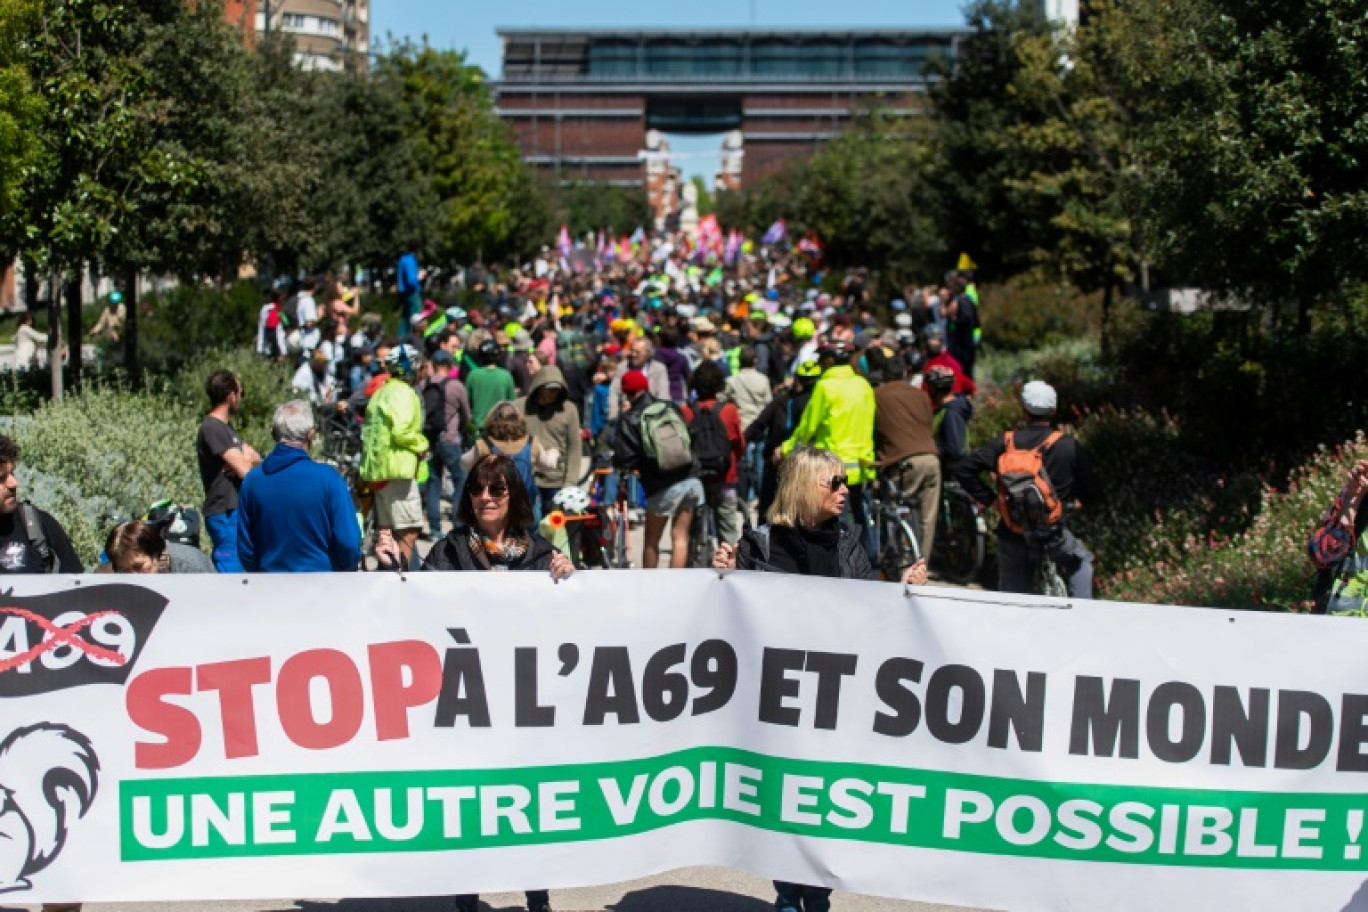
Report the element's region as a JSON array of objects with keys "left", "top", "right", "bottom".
[{"left": 2, "top": 867, "right": 984, "bottom": 911}]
